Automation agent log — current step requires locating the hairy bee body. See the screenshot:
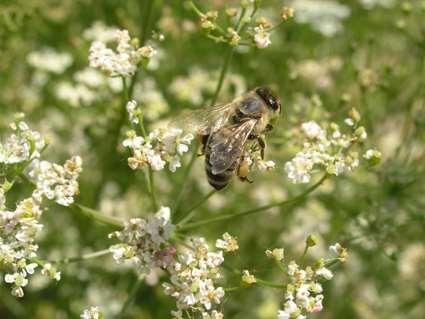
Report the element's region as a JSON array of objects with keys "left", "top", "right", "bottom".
[{"left": 203, "top": 87, "right": 281, "bottom": 190}]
